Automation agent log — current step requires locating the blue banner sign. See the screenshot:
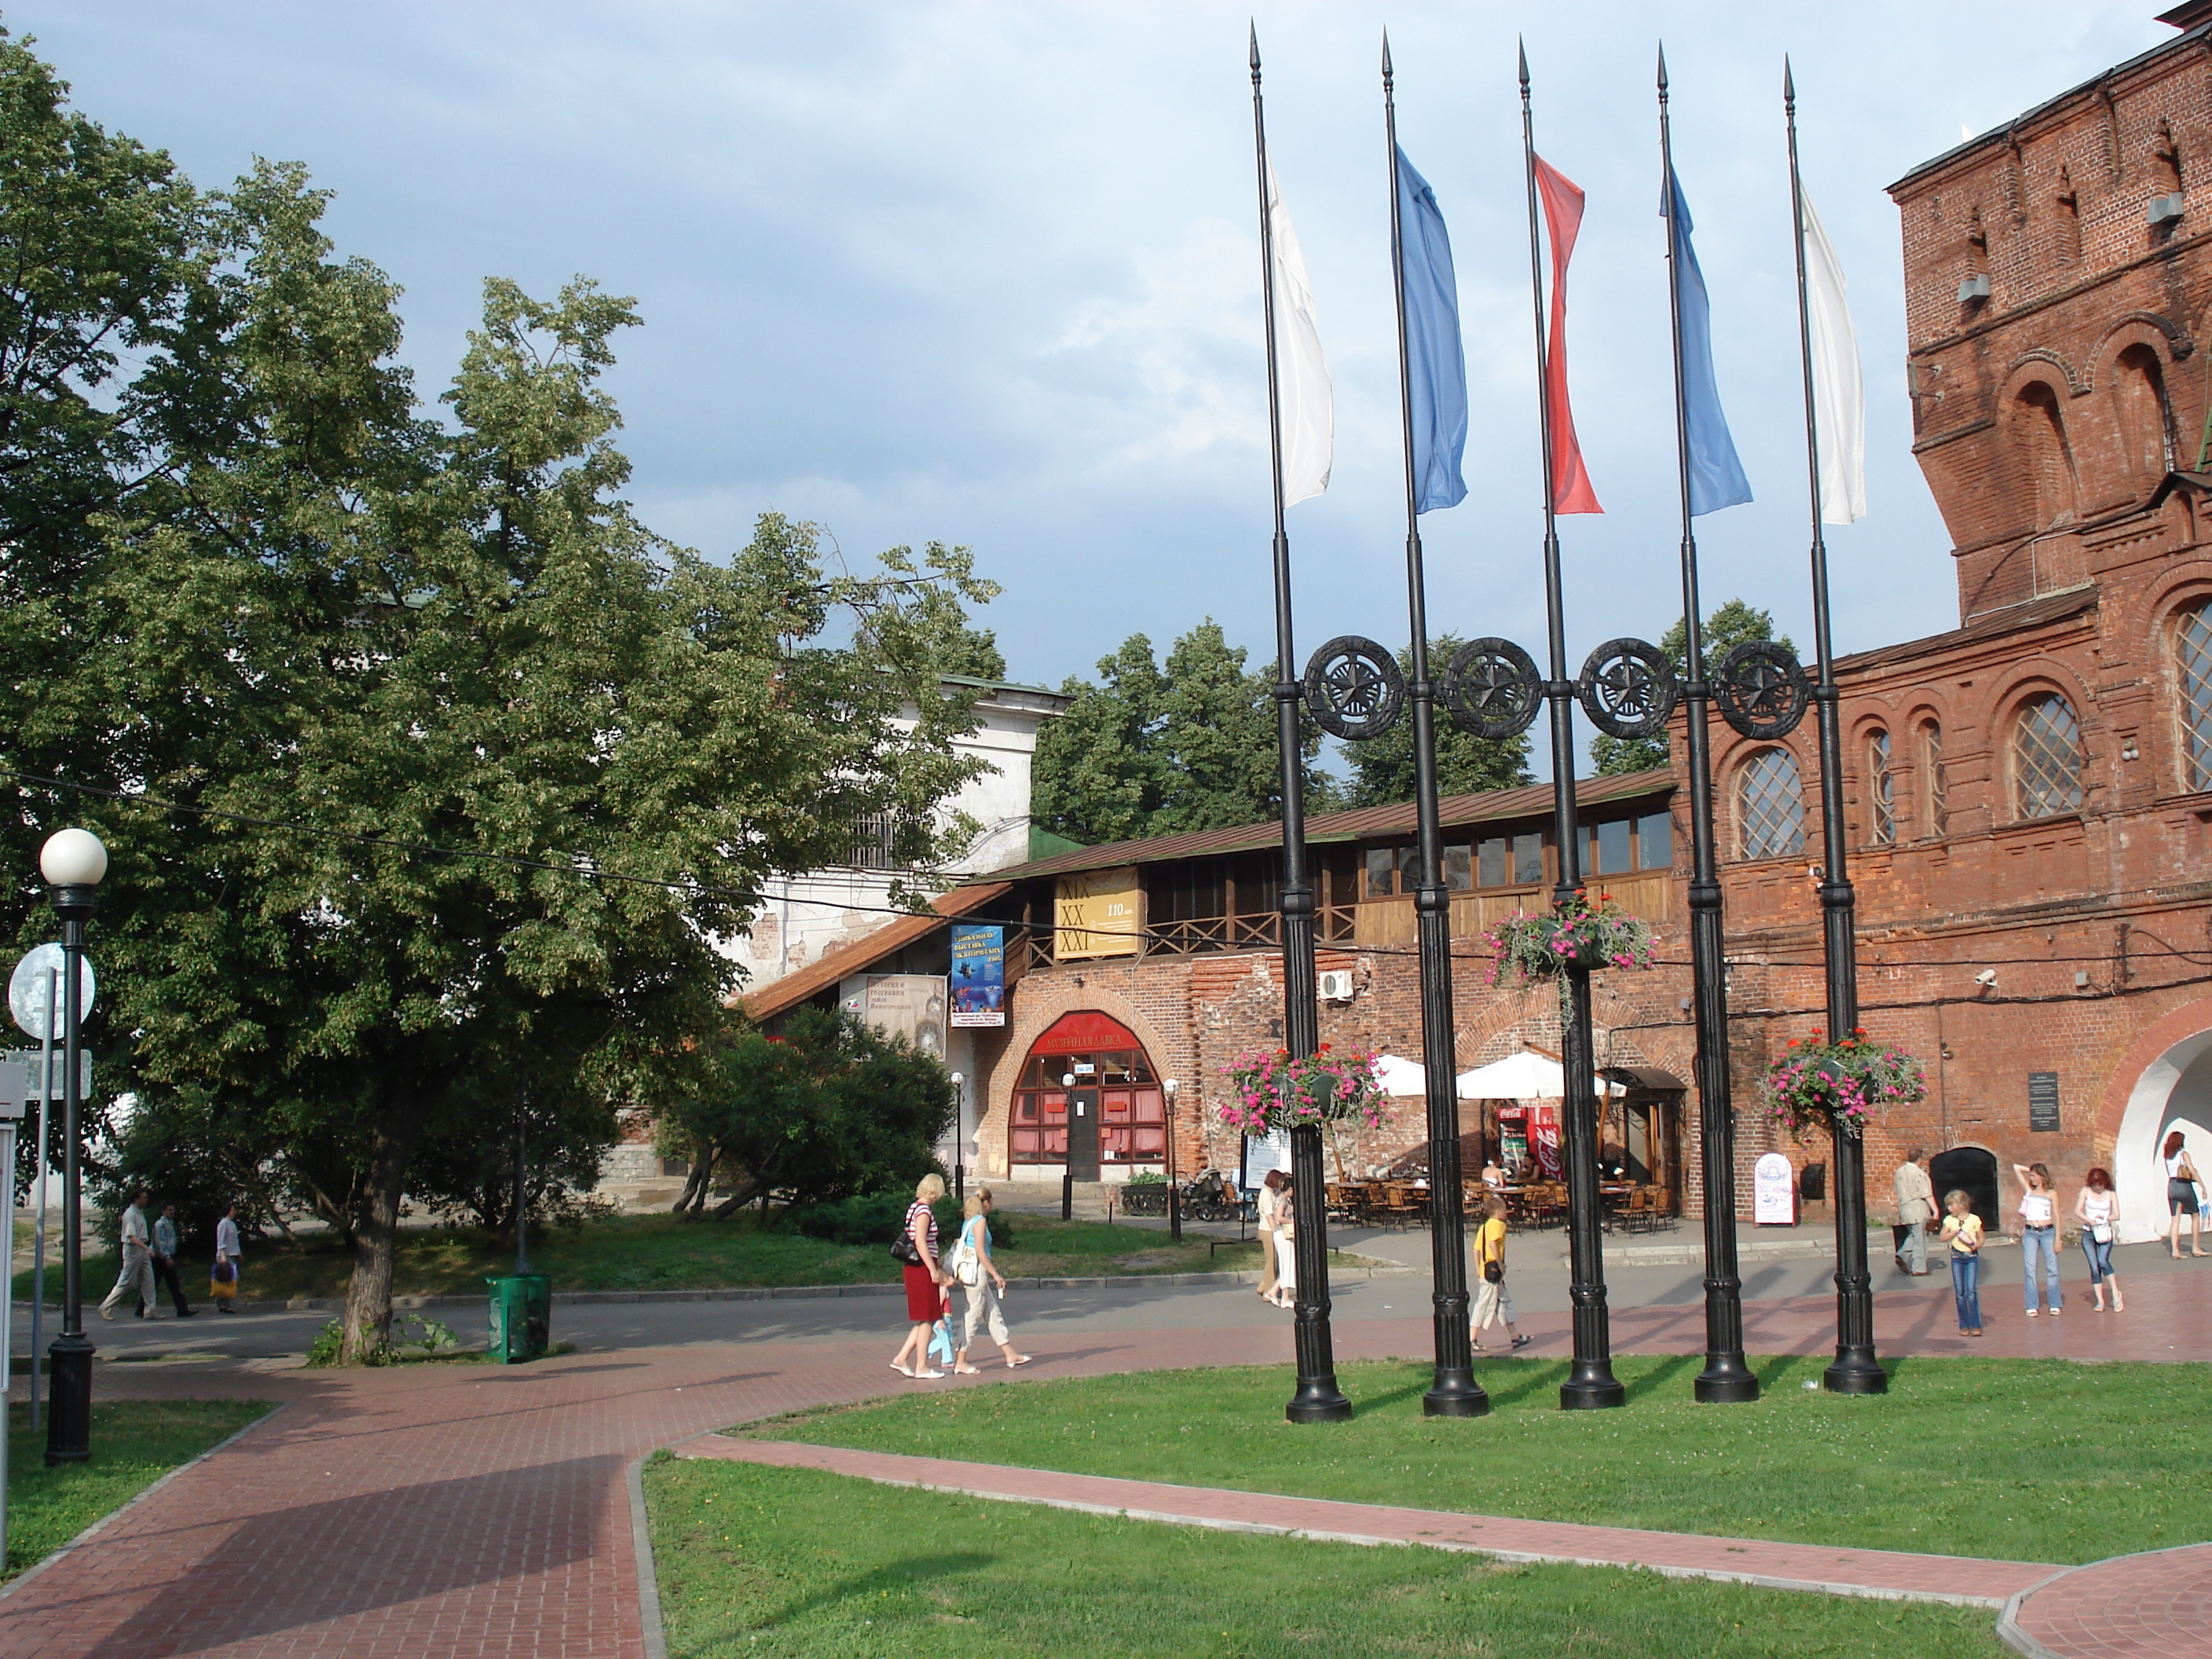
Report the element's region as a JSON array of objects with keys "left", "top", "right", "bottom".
[{"left": 950, "top": 924, "right": 1005, "bottom": 1027}]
